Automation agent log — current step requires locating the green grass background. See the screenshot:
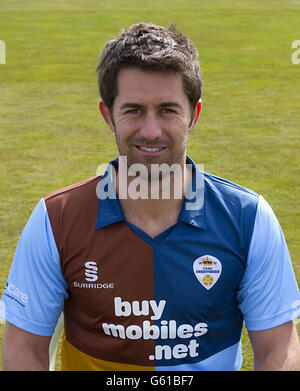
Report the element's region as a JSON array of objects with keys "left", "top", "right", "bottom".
[{"left": 0, "top": 0, "right": 299, "bottom": 371}]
